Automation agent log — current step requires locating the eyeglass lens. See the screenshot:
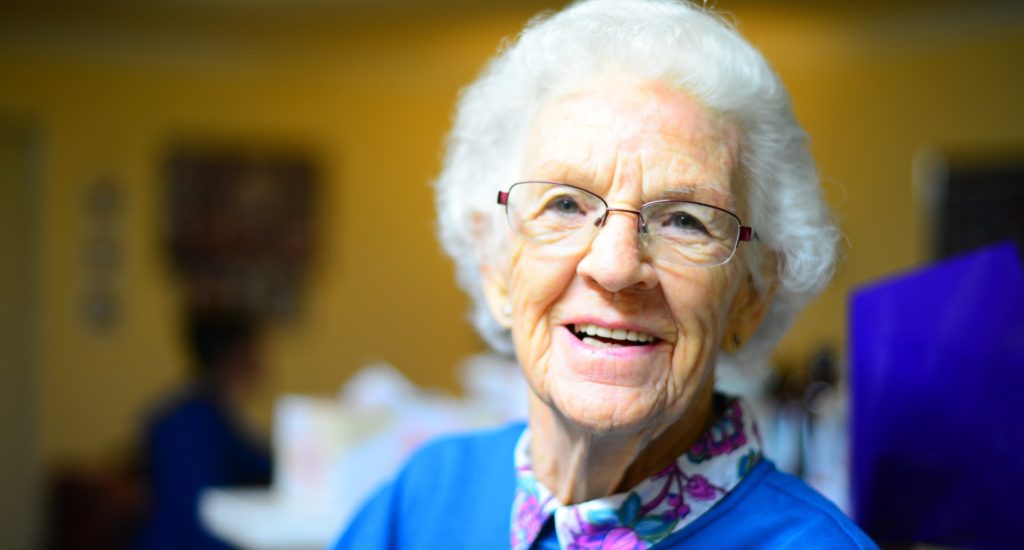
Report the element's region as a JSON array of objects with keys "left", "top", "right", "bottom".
[{"left": 503, "top": 182, "right": 742, "bottom": 267}]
